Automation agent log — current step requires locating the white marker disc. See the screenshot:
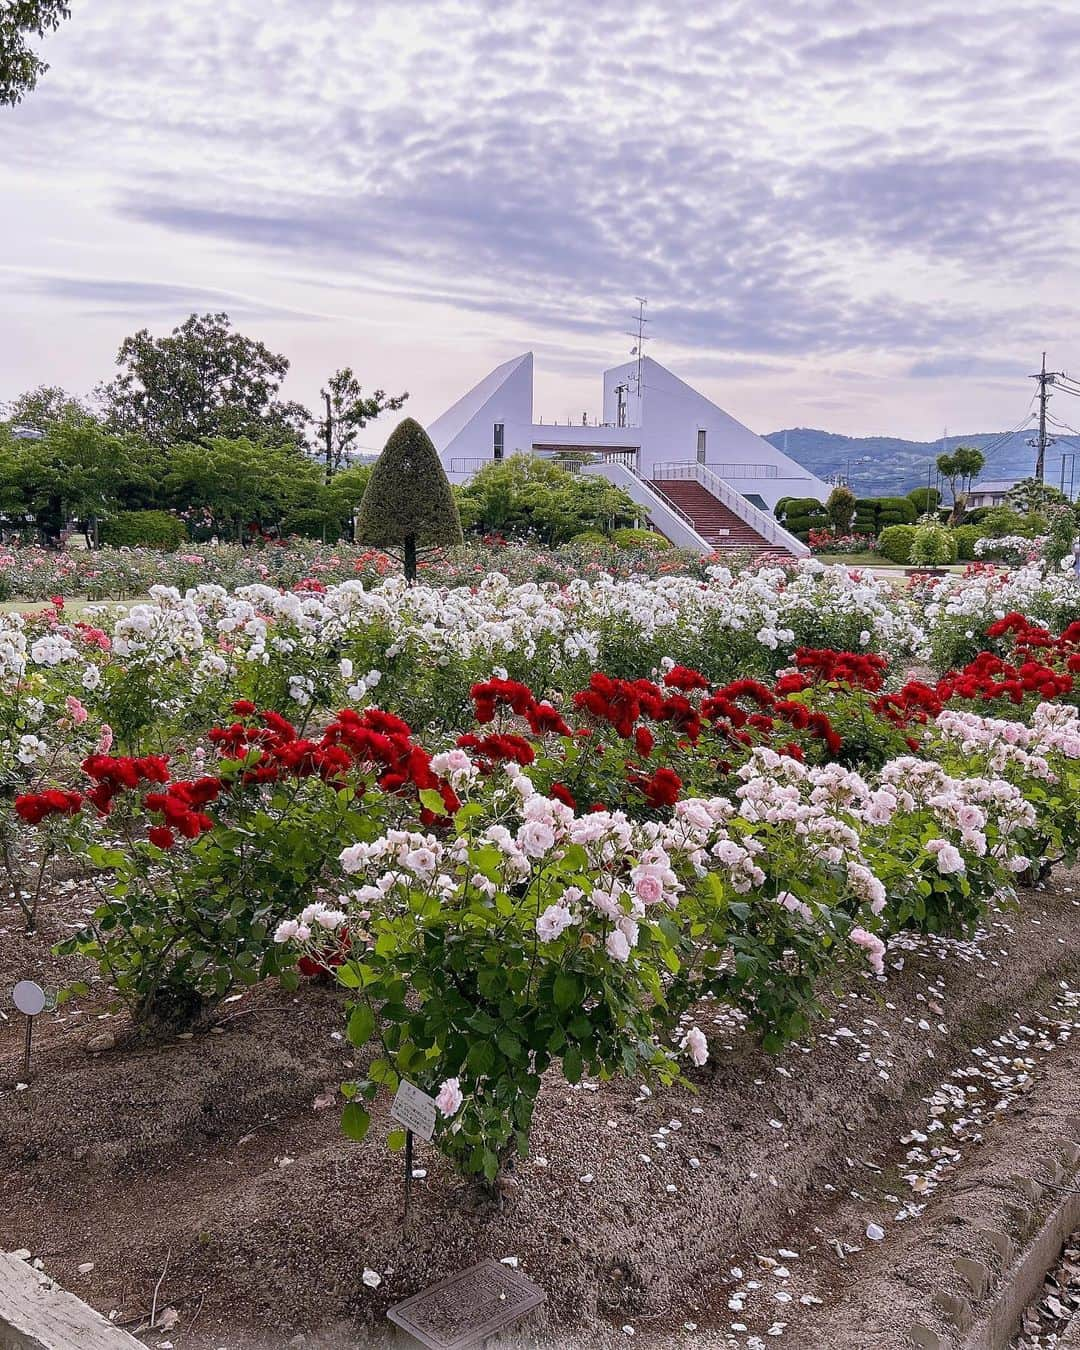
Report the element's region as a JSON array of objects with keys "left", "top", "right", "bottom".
[{"left": 13, "top": 981, "right": 46, "bottom": 1016}]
